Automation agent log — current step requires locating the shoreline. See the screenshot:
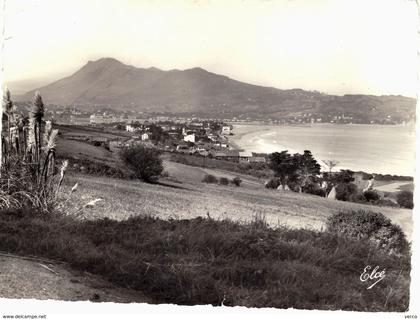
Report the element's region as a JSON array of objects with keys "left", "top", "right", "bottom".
[
  {"left": 228, "top": 123, "right": 415, "bottom": 177},
  {"left": 228, "top": 125, "right": 273, "bottom": 151},
  {"left": 229, "top": 124, "right": 299, "bottom": 155}
]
